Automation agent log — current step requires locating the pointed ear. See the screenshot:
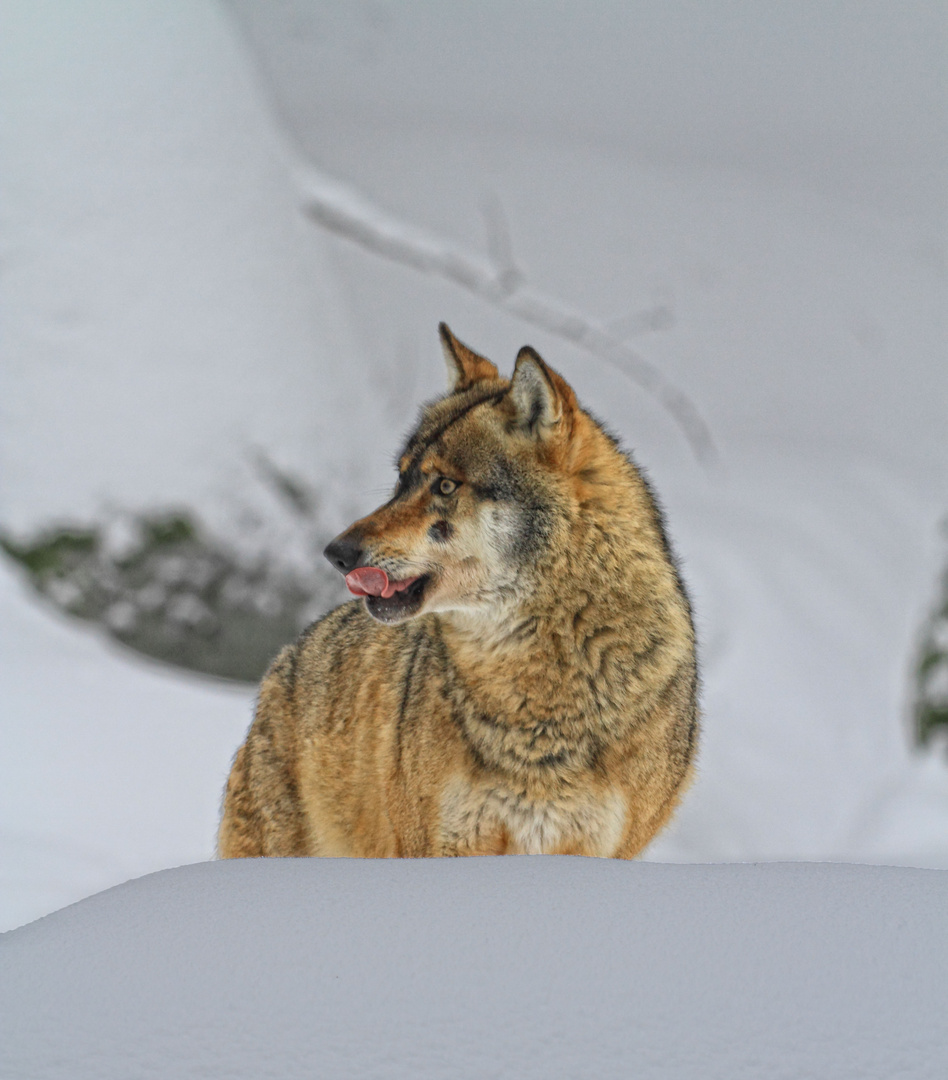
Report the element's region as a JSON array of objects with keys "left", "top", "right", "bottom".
[
  {"left": 439, "top": 323, "right": 499, "bottom": 392},
  {"left": 510, "top": 346, "right": 577, "bottom": 435}
]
